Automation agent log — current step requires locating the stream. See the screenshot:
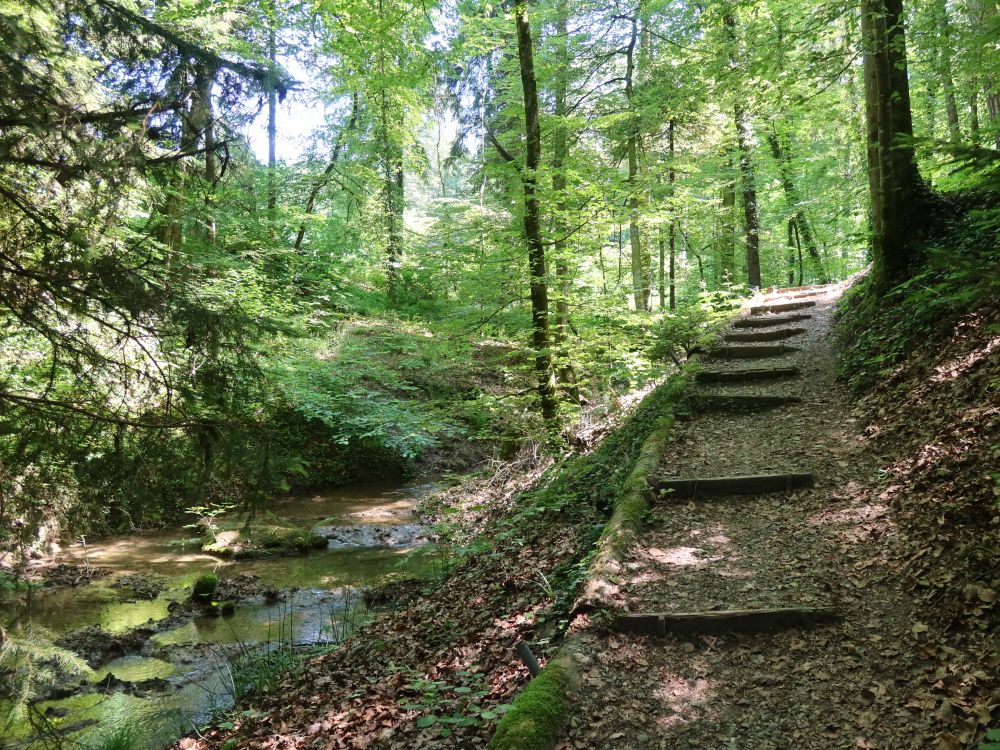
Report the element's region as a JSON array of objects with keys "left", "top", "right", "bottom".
[{"left": 1, "top": 481, "right": 439, "bottom": 750}]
